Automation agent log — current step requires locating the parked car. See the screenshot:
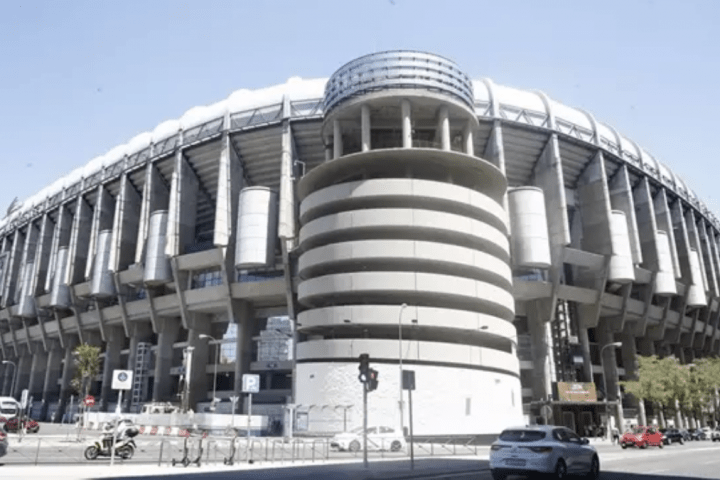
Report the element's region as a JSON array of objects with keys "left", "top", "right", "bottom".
[
  {"left": 0, "top": 432, "right": 7, "bottom": 458},
  {"left": 689, "top": 428, "right": 707, "bottom": 441},
  {"left": 660, "top": 428, "right": 687, "bottom": 445},
  {"left": 330, "top": 426, "right": 405, "bottom": 452},
  {"left": 489, "top": 425, "right": 599, "bottom": 480},
  {"left": 3, "top": 417, "right": 40, "bottom": 434},
  {"left": 620, "top": 426, "right": 663, "bottom": 449}
]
